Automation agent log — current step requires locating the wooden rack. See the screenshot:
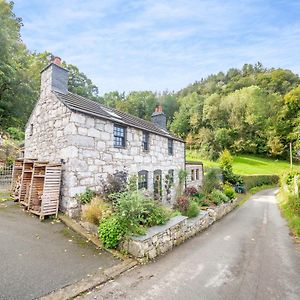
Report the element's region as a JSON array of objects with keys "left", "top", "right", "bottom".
[
  {"left": 19, "top": 159, "right": 36, "bottom": 206},
  {"left": 11, "top": 158, "right": 24, "bottom": 200},
  {"left": 28, "top": 162, "right": 62, "bottom": 220}
]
